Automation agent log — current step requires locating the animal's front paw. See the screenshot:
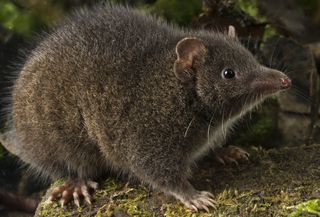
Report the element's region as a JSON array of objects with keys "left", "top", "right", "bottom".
[
  {"left": 181, "top": 191, "right": 217, "bottom": 212},
  {"left": 46, "top": 179, "right": 98, "bottom": 207},
  {"left": 214, "top": 146, "right": 249, "bottom": 165}
]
